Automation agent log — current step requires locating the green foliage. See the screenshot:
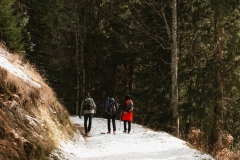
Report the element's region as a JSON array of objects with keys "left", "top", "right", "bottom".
[
  {"left": 0, "top": 0, "right": 27, "bottom": 52},
  {"left": 179, "top": 0, "right": 240, "bottom": 151}
]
